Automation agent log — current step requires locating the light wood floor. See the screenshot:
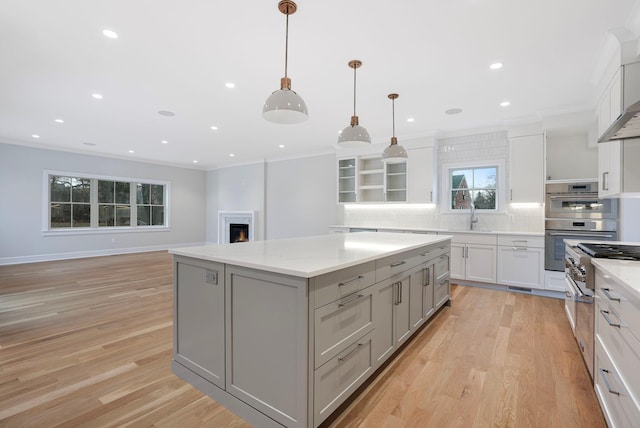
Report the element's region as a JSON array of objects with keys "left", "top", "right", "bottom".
[{"left": 0, "top": 251, "right": 605, "bottom": 427}]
